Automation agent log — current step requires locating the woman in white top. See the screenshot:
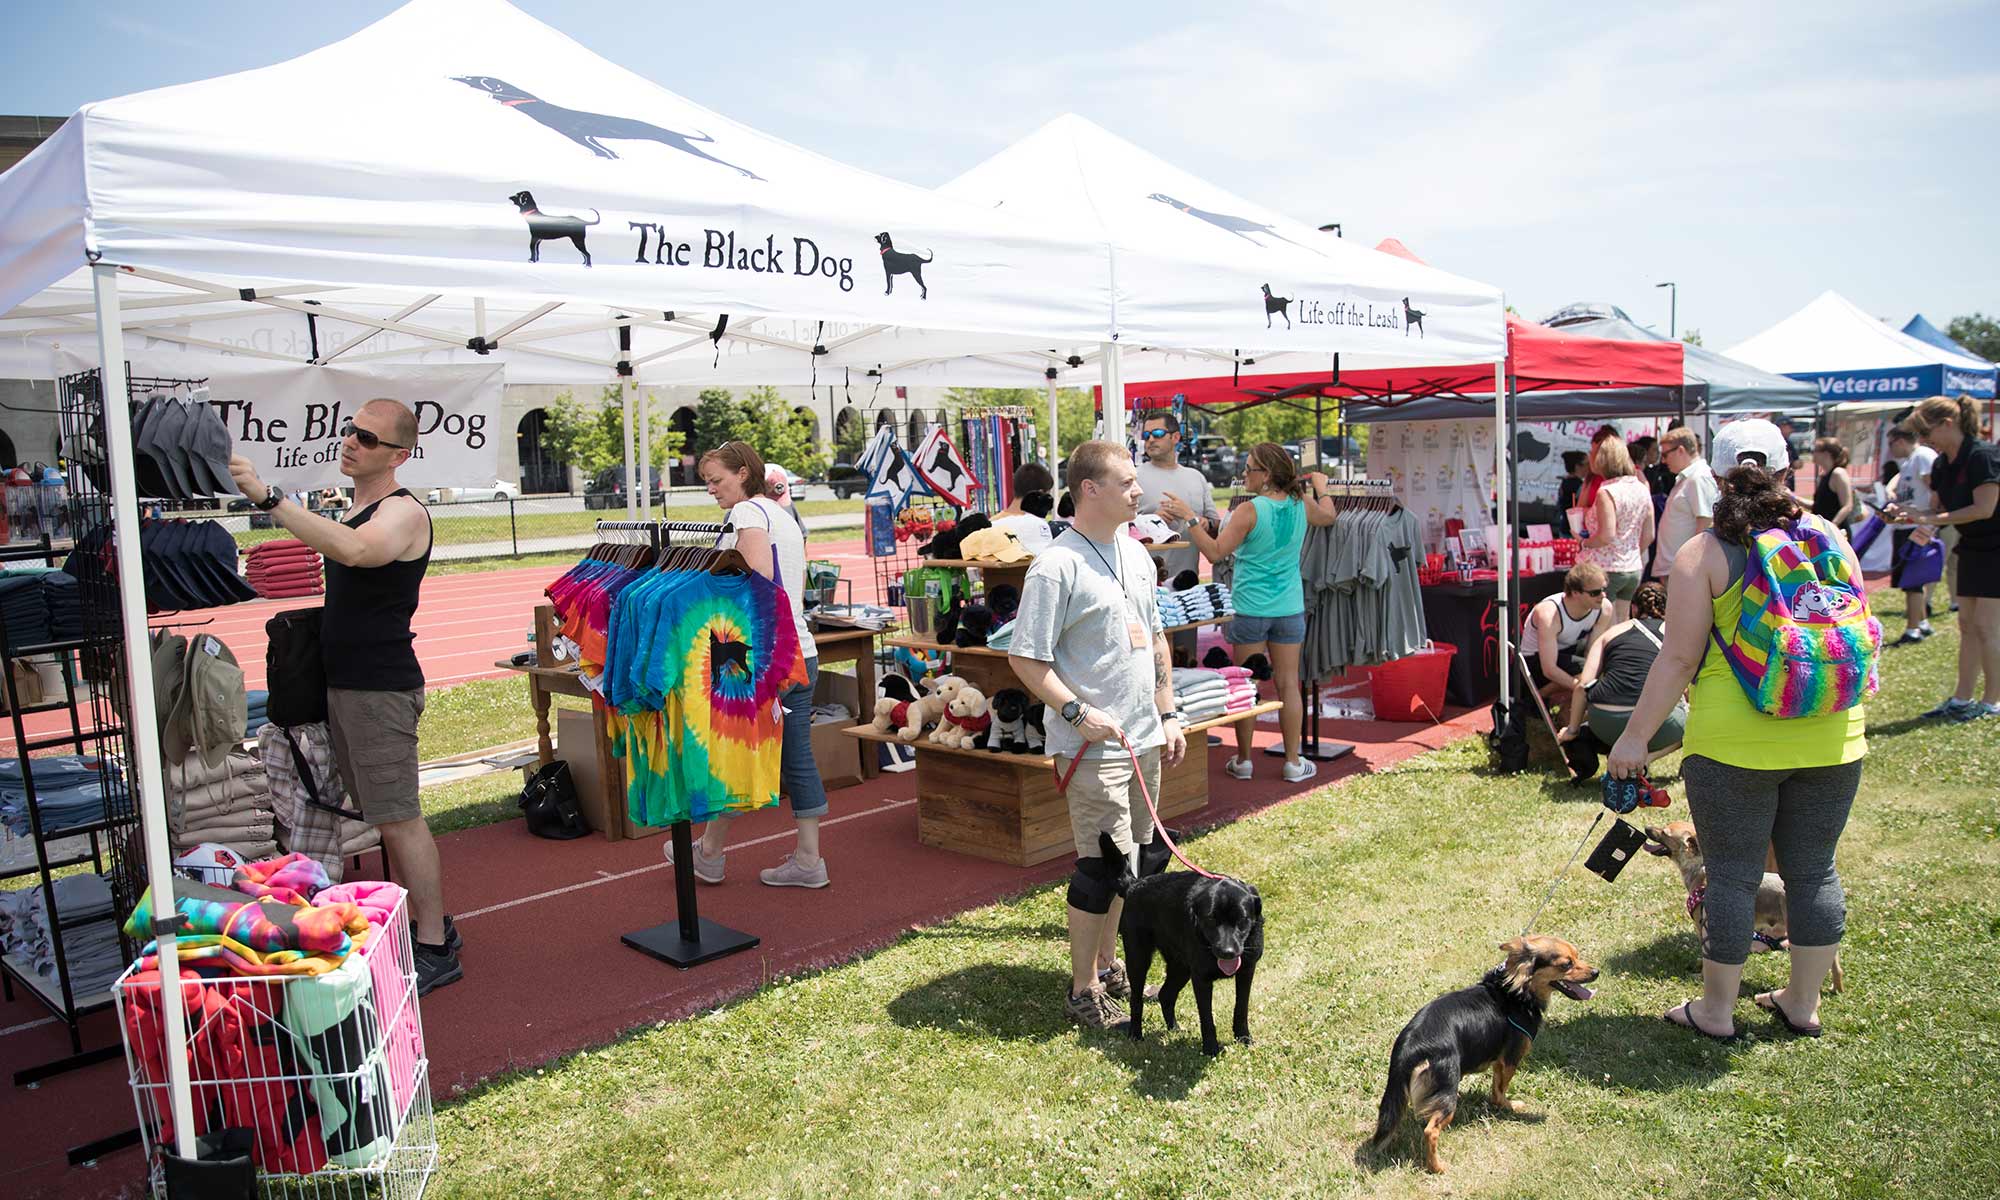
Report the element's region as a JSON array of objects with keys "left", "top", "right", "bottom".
[
  {"left": 1579, "top": 434, "right": 1656, "bottom": 622},
  {"left": 671, "top": 441, "right": 831, "bottom": 890},
  {"left": 988, "top": 462, "right": 1056, "bottom": 554}
]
